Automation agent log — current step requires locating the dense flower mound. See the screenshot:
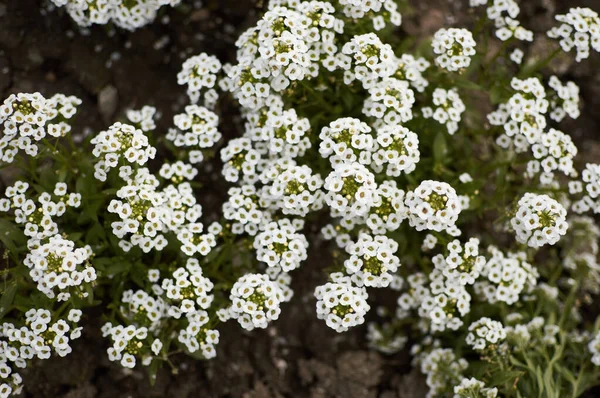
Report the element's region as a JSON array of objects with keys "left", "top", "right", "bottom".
[{"left": 5, "top": 1, "right": 600, "bottom": 397}]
